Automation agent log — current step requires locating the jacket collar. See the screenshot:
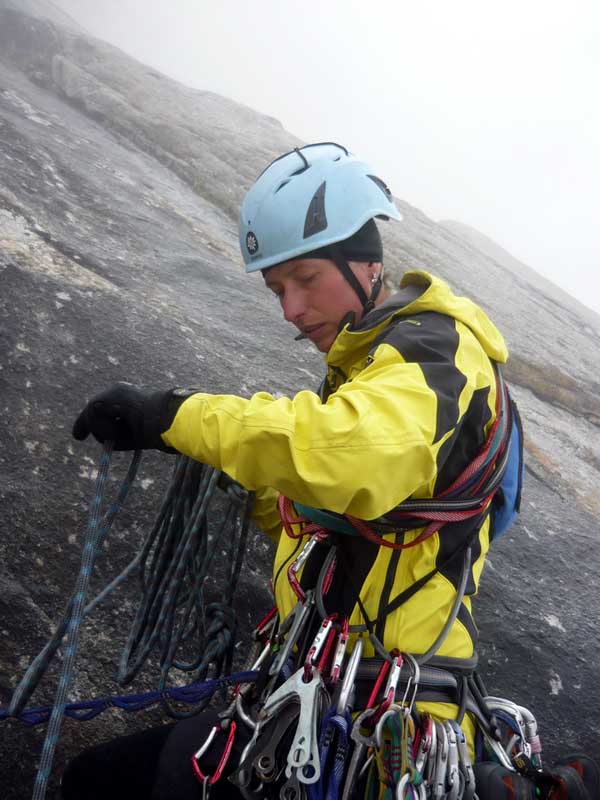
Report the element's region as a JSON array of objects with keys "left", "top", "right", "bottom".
[{"left": 325, "top": 272, "right": 430, "bottom": 368}]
